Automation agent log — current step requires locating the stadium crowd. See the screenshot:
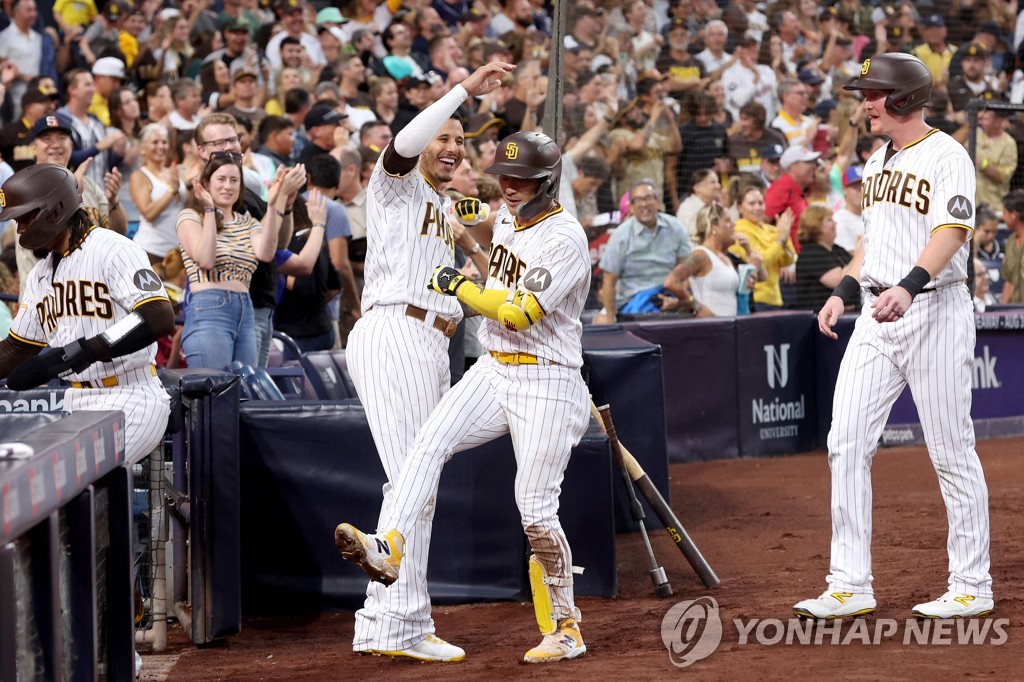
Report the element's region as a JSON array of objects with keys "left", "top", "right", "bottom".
[{"left": 0, "top": 0, "right": 1022, "bottom": 368}]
